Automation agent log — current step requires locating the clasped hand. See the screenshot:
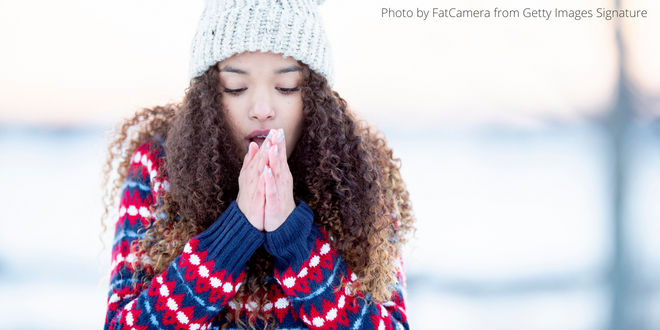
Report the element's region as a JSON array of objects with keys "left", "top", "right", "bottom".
[{"left": 236, "top": 129, "right": 296, "bottom": 232}]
